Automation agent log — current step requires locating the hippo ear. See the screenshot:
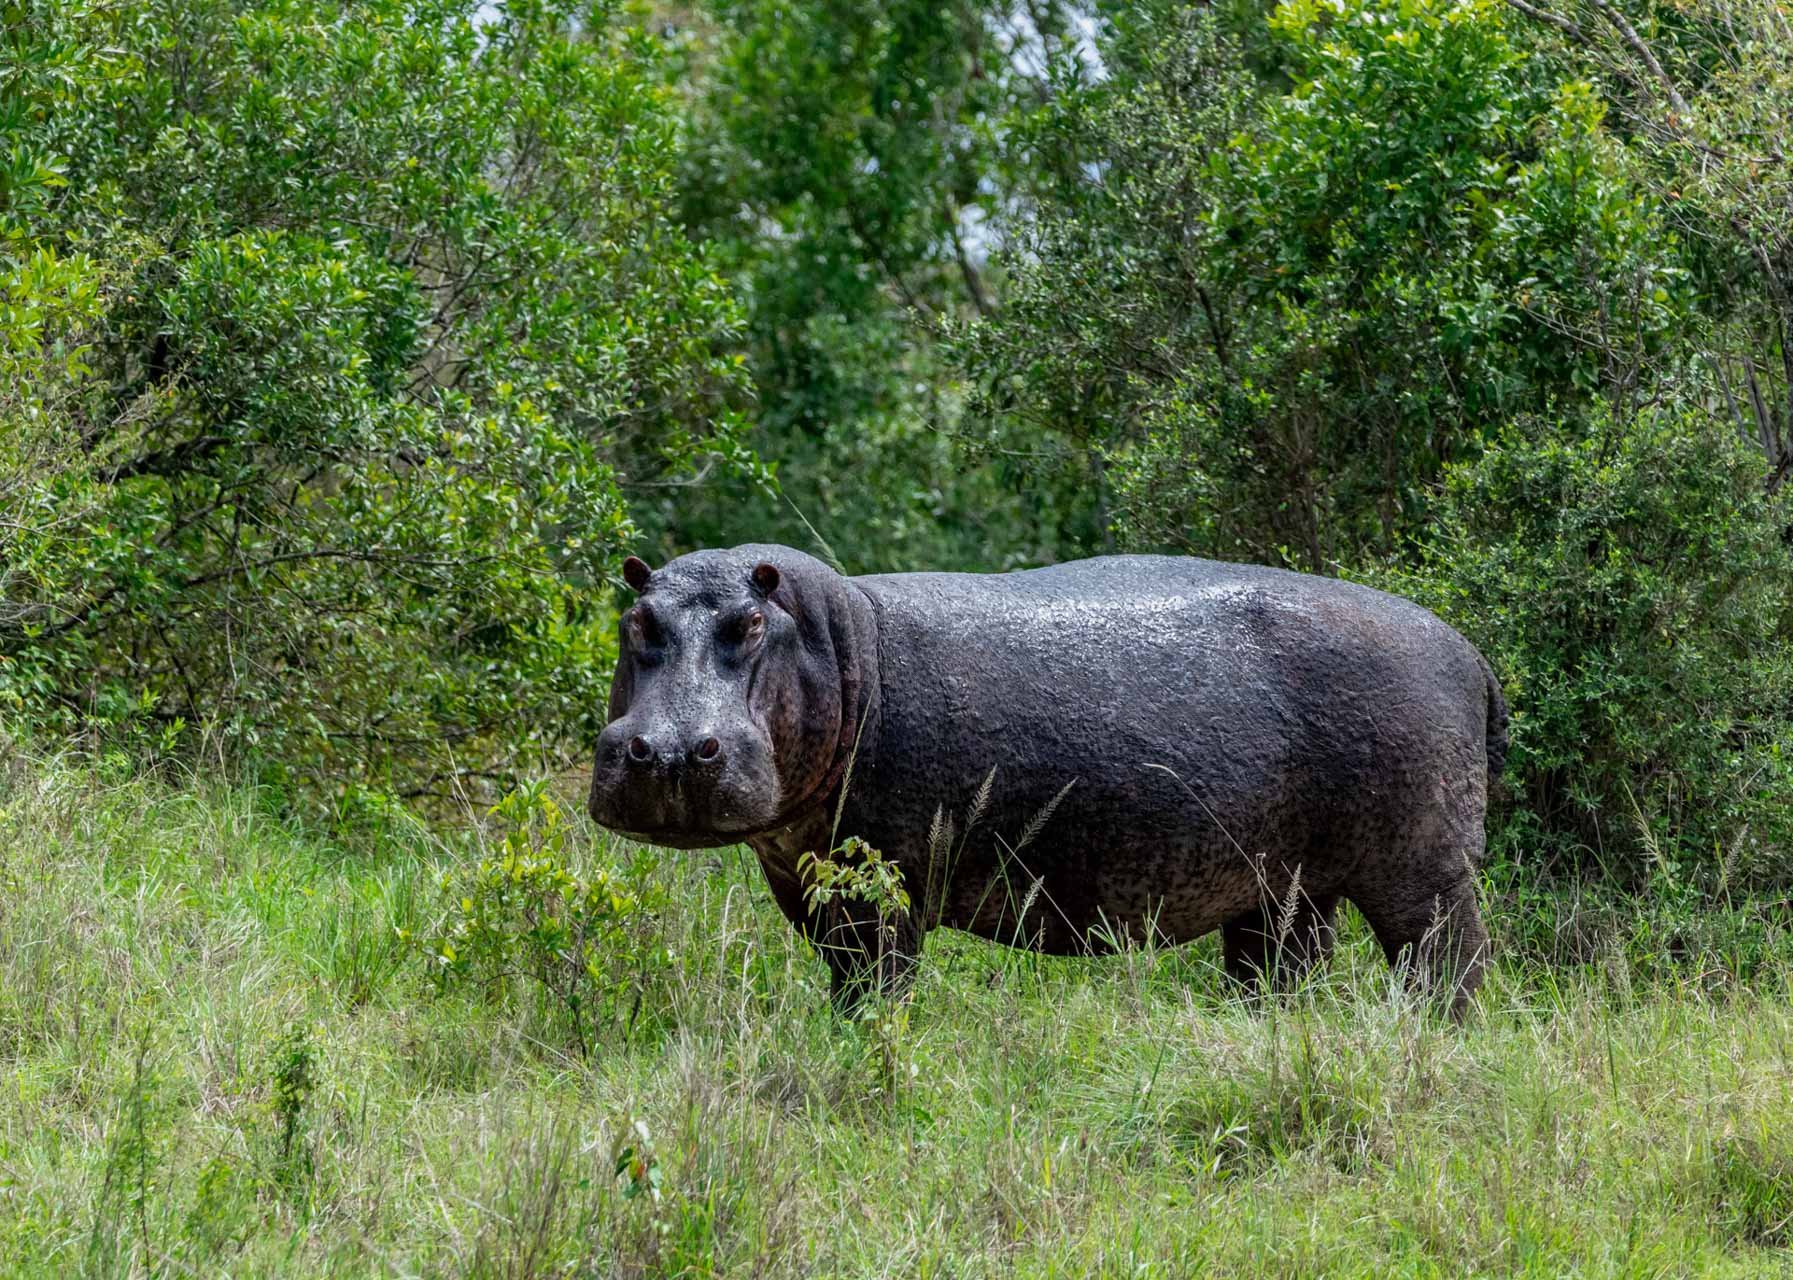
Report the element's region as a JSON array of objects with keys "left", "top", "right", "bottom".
[
  {"left": 621, "top": 556, "right": 653, "bottom": 592},
  {"left": 750, "top": 561, "right": 781, "bottom": 597}
]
